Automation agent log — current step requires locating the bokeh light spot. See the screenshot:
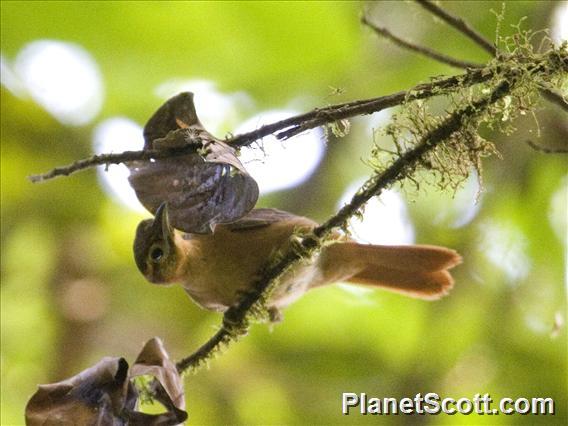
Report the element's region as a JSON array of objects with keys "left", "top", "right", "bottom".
[
  {"left": 0, "top": 54, "right": 27, "bottom": 98},
  {"left": 548, "top": 175, "right": 567, "bottom": 247},
  {"left": 434, "top": 172, "right": 483, "bottom": 228},
  {"left": 548, "top": 175, "right": 568, "bottom": 289},
  {"left": 236, "top": 110, "right": 326, "bottom": 194},
  {"left": 551, "top": 2, "right": 568, "bottom": 44},
  {"left": 59, "top": 279, "right": 108, "bottom": 322},
  {"left": 366, "top": 108, "right": 391, "bottom": 136},
  {"left": 339, "top": 180, "right": 415, "bottom": 245},
  {"left": 14, "top": 40, "right": 103, "bottom": 126},
  {"left": 478, "top": 220, "right": 531, "bottom": 284},
  {"left": 93, "top": 118, "right": 146, "bottom": 212}
]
